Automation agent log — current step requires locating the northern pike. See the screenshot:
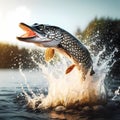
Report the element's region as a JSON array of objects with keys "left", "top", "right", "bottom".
[{"left": 17, "top": 23, "right": 95, "bottom": 79}]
